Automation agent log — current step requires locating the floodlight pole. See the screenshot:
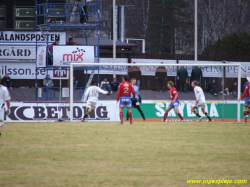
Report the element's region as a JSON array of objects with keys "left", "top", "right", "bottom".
[
  {"left": 194, "top": 0, "right": 198, "bottom": 63},
  {"left": 113, "top": 0, "right": 116, "bottom": 78}
]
